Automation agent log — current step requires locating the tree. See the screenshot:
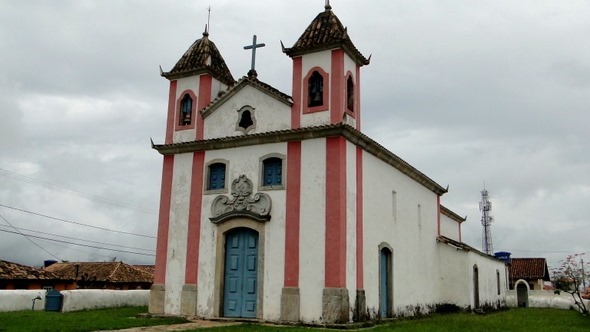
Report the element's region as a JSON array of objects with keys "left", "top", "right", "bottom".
[{"left": 551, "top": 253, "right": 589, "bottom": 315}]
